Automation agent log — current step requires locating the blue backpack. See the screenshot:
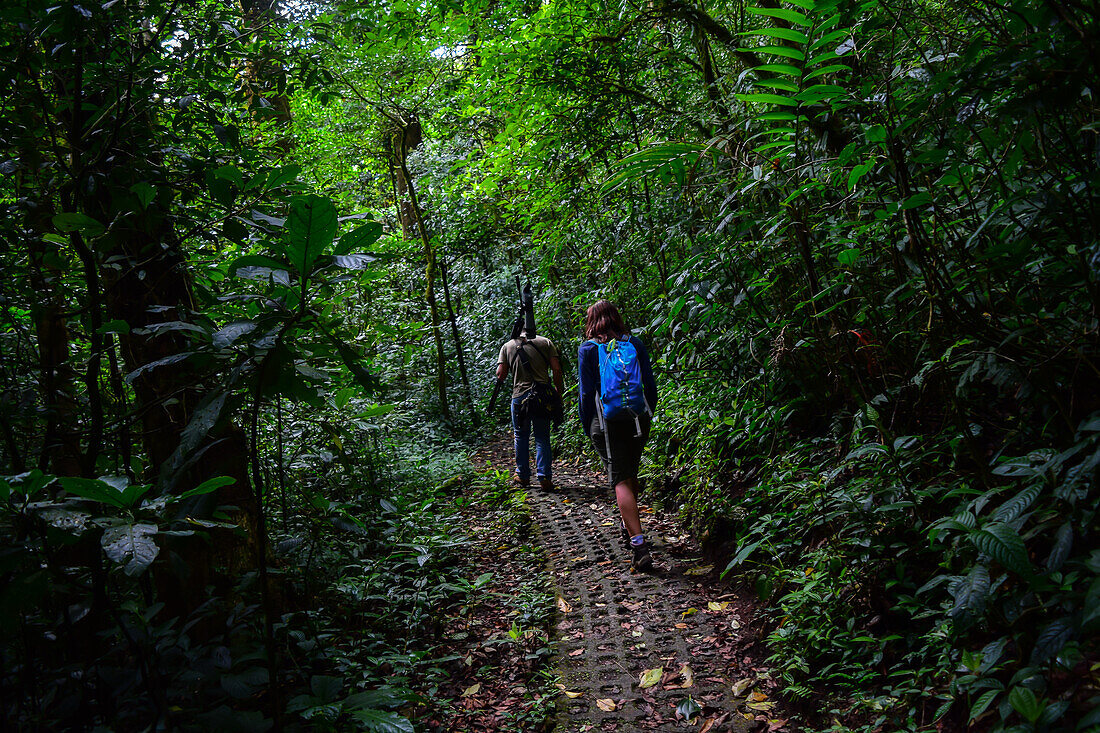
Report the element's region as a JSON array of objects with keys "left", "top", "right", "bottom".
[{"left": 593, "top": 338, "right": 650, "bottom": 430}]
